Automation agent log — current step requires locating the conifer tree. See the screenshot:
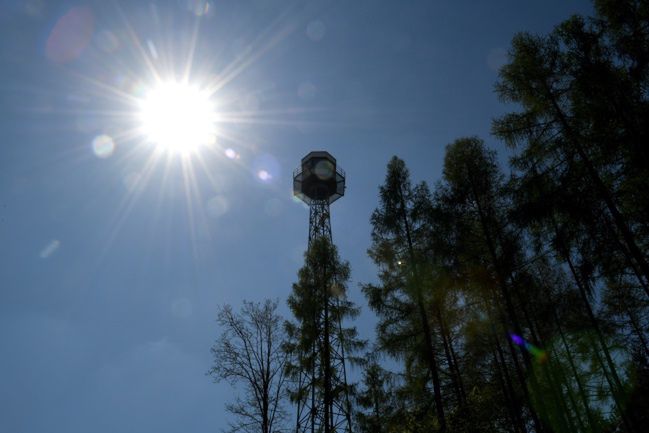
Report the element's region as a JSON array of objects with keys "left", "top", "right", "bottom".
[
  {"left": 434, "top": 137, "right": 549, "bottom": 432},
  {"left": 493, "top": 5, "right": 649, "bottom": 297},
  {"left": 493, "top": 3, "right": 649, "bottom": 429},
  {"left": 354, "top": 355, "right": 396, "bottom": 433},
  {"left": 284, "top": 237, "right": 365, "bottom": 433},
  {"left": 363, "top": 156, "right": 448, "bottom": 431}
]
